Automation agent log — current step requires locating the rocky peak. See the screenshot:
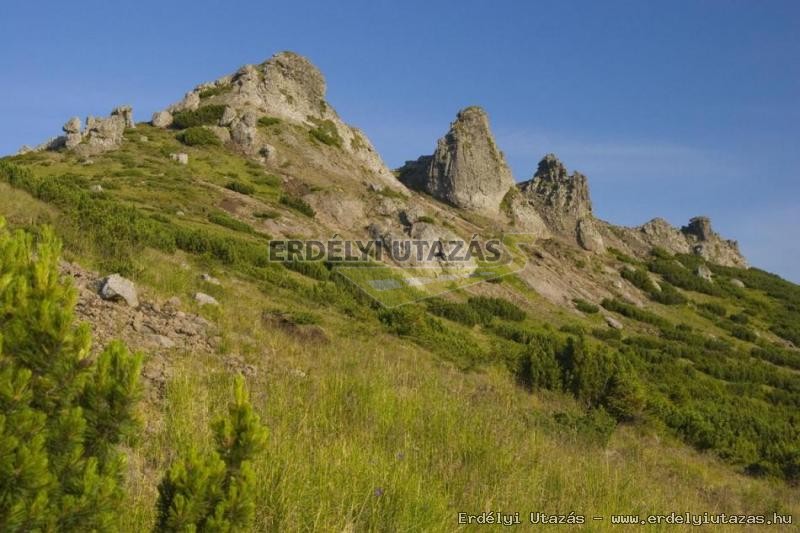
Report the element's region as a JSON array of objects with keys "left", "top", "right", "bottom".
[
  {"left": 624, "top": 216, "right": 747, "bottom": 267},
  {"left": 518, "top": 154, "right": 593, "bottom": 235},
  {"left": 259, "top": 51, "right": 326, "bottom": 121},
  {"left": 681, "top": 216, "right": 714, "bottom": 241},
  {"left": 396, "top": 106, "right": 515, "bottom": 213},
  {"left": 166, "top": 51, "right": 329, "bottom": 125},
  {"left": 522, "top": 154, "right": 592, "bottom": 217},
  {"left": 154, "top": 51, "right": 403, "bottom": 190},
  {"left": 534, "top": 153, "right": 570, "bottom": 182},
  {"left": 681, "top": 216, "right": 746, "bottom": 267}
]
